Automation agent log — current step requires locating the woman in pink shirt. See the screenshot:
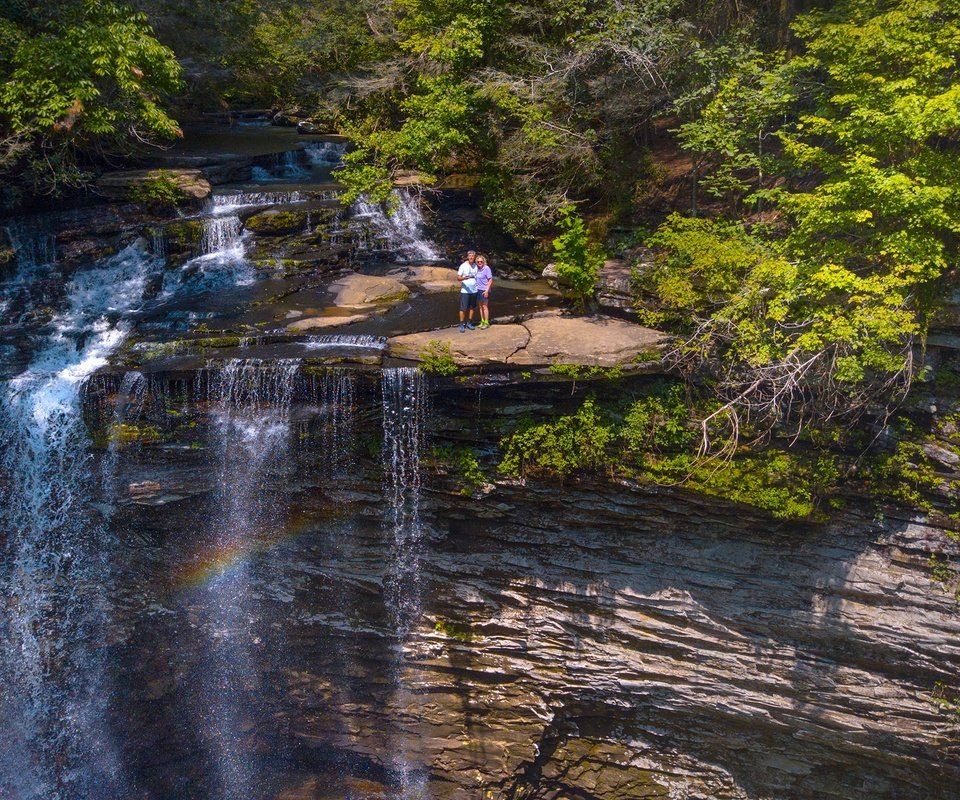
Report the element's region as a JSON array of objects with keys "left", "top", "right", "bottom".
[{"left": 475, "top": 254, "right": 494, "bottom": 329}]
